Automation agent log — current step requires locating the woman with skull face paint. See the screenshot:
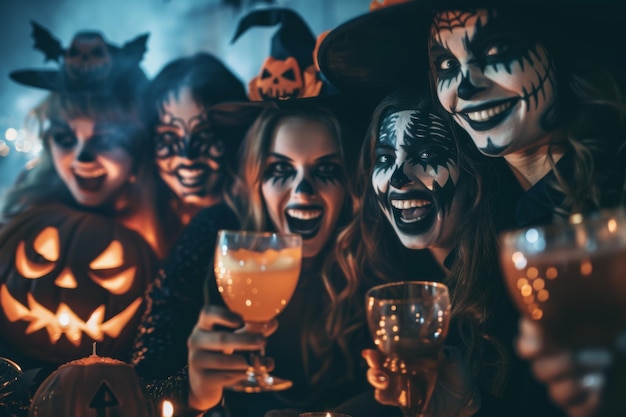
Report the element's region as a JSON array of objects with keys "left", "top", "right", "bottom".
[
  {"left": 144, "top": 52, "right": 249, "bottom": 226},
  {"left": 318, "top": 2, "right": 626, "bottom": 416},
  {"left": 180, "top": 103, "right": 369, "bottom": 417},
  {"left": 2, "top": 26, "right": 172, "bottom": 259},
  {"left": 321, "top": 88, "right": 566, "bottom": 417},
  {"left": 0, "top": 26, "right": 164, "bottom": 406}
]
